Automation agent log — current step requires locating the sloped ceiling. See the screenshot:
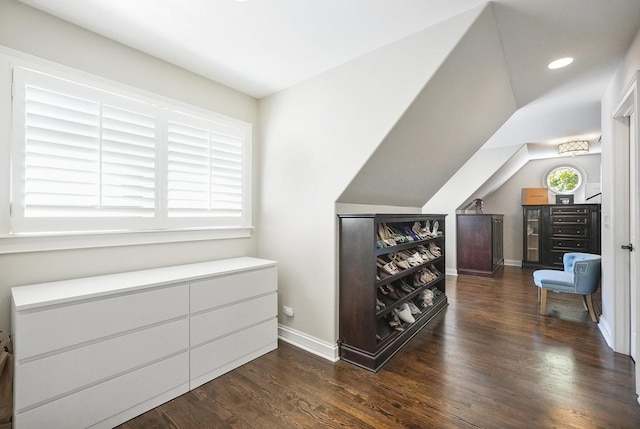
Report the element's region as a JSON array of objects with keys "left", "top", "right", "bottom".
[{"left": 338, "top": 5, "right": 516, "bottom": 207}]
